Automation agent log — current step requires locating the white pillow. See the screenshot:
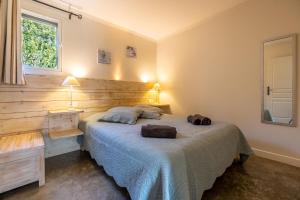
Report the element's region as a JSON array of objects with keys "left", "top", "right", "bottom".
[
  {"left": 99, "top": 107, "right": 142, "bottom": 125},
  {"left": 135, "top": 105, "right": 163, "bottom": 119}
]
